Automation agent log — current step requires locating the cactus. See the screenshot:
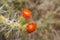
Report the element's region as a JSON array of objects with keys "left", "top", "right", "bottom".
[{"left": 0, "top": 0, "right": 60, "bottom": 40}]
